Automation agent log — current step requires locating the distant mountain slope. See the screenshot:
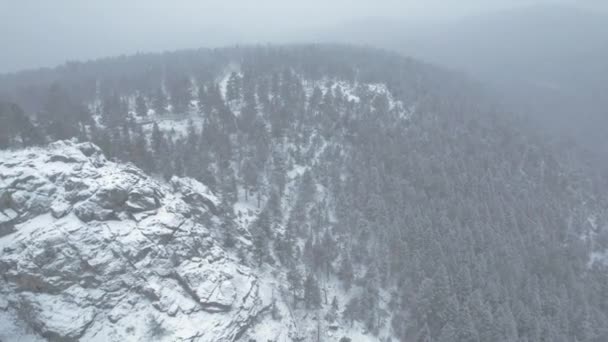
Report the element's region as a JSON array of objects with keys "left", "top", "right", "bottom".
[
  {"left": 406, "top": 5, "right": 608, "bottom": 84},
  {"left": 408, "top": 5, "right": 608, "bottom": 163},
  {"left": 327, "top": 6, "right": 608, "bottom": 165}
]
